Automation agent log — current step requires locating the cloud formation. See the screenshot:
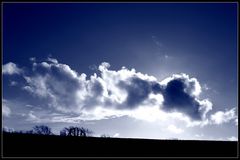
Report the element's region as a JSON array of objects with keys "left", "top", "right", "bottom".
[
  {"left": 210, "top": 108, "right": 237, "bottom": 125},
  {"left": 3, "top": 99, "right": 11, "bottom": 117},
  {"left": 3, "top": 57, "right": 236, "bottom": 127},
  {"left": 9, "top": 81, "right": 18, "bottom": 86},
  {"left": 3, "top": 62, "right": 23, "bottom": 75},
  {"left": 160, "top": 74, "right": 212, "bottom": 120},
  {"left": 167, "top": 124, "right": 184, "bottom": 134},
  {"left": 26, "top": 111, "right": 41, "bottom": 123}
]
